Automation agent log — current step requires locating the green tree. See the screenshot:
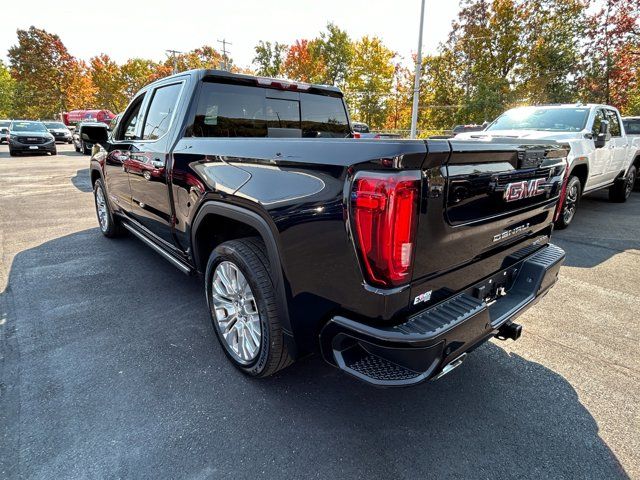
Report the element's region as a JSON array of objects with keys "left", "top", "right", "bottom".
[
  {"left": 122, "top": 58, "right": 162, "bottom": 99},
  {"left": 314, "top": 23, "right": 353, "bottom": 86},
  {"left": 8, "top": 26, "right": 86, "bottom": 118},
  {"left": 518, "top": 0, "right": 586, "bottom": 104},
  {"left": 253, "top": 41, "right": 287, "bottom": 77},
  {"left": 0, "top": 61, "right": 16, "bottom": 117},
  {"left": 346, "top": 36, "right": 396, "bottom": 128}
]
